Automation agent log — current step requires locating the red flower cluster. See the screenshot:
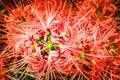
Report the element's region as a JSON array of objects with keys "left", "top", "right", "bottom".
[{"left": 0, "top": 0, "right": 120, "bottom": 79}]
